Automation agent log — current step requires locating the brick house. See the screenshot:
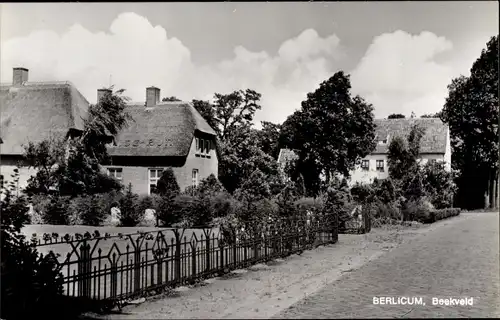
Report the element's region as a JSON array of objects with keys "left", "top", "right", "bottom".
[
  {"left": 104, "top": 86, "right": 218, "bottom": 195},
  {"left": 0, "top": 67, "right": 90, "bottom": 190},
  {"left": 278, "top": 118, "right": 451, "bottom": 186}
]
